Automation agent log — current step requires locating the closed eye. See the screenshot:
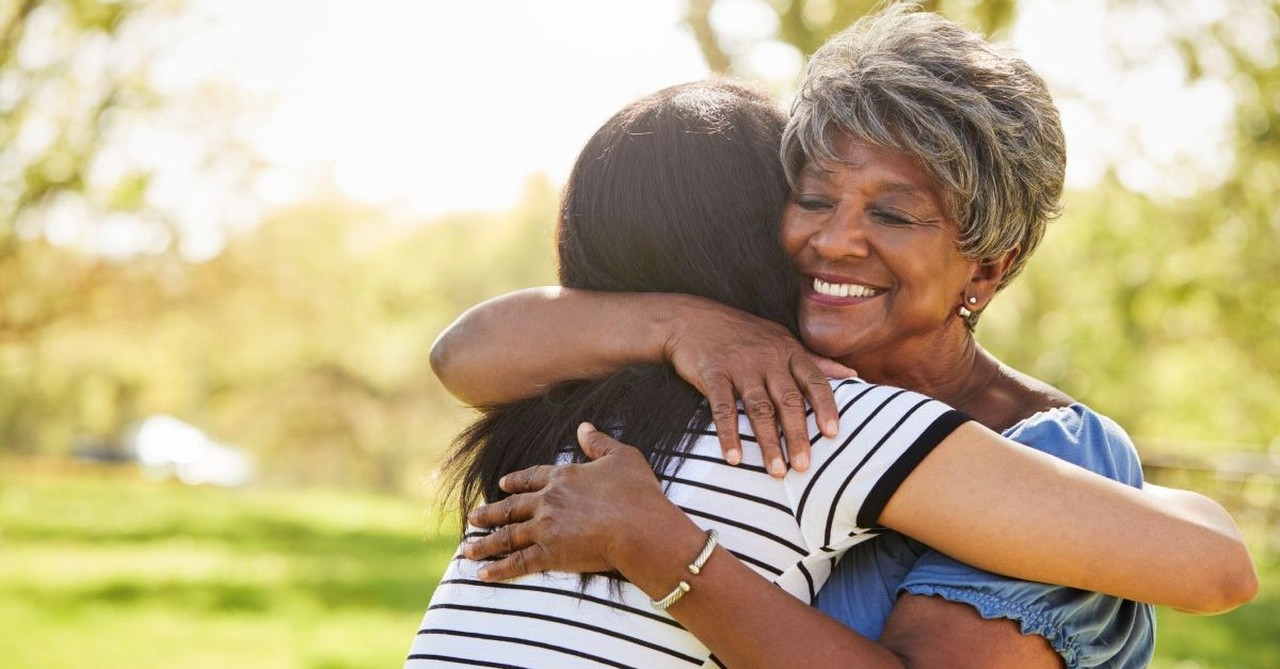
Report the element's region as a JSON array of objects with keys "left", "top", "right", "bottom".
[
  {"left": 871, "top": 208, "right": 918, "bottom": 227},
  {"left": 794, "top": 195, "right": 833, "bottom": 212}
]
